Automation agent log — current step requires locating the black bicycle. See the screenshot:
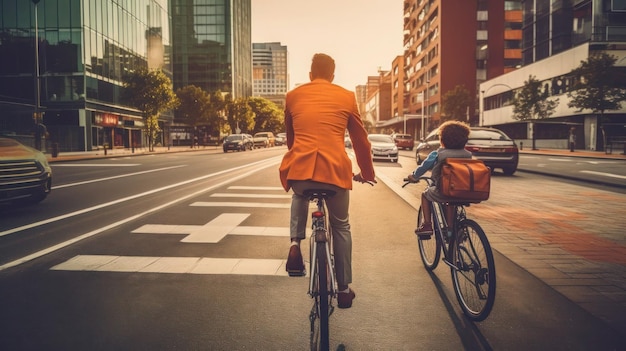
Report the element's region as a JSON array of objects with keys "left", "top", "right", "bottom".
[
  {"left": 303, "top": 188, "right": 337, "bottom": 351},
  {"left": 403, "top": 176, "right": 496, "bottom": 321}
]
